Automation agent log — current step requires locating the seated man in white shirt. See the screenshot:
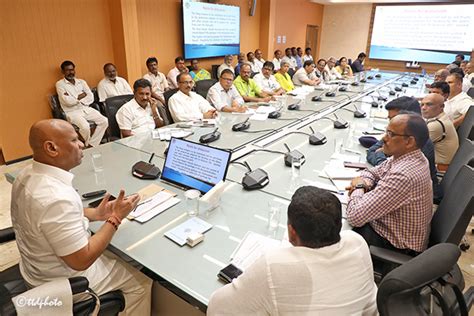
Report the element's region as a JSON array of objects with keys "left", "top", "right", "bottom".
[
  {"left": 167, "top": 56, "right": 188, "bottom": 89},
  {"left": 143, "top": 56, "right": 169, "bottom": 106},
  {"left": 292, "top": 60, "right": 321, "bottom": 86},
  {"left": 445, "top": 72, "right": 473, "bottom": 127},
  {"left": 253, "top": 61, "right": 285, "bottom": 96},
  {"left": 12, "top": 119, "right": 152, "bottom": 314},
  {"left": 217, "top": 55, "right": 234, "bottom": 78},
  {"left": 254, "top": 49, "right": 265, "bottom": 72},
  {"left": 302, "top": 47, "right": 313, "bottom": 63},
  {"left": 247, "top": 51, "right": 261, "bottom": 74},
  {"left": 281, "top": 47, "right": 297, "bottom": 71},
  {"left": 97, "top": 63, "right": 133, "bottom": 102},
  {"left": 208, "top": 186, "right": 377, "bottom": 315},
  {"left": 207, "top": 69, "right": 247, "bottom": 113},
  {"left": 272, "top": 49, "right": 282, "bottom": 71},
  {"left": 55, "top": 60, "right": 108, "bottom": 147},
  {"left": 325, "top": 56, "right": 342, "bottom": 80},
  {"left": 116, "top": 79, "right": 165, "bottom": 138},
  {"left": 168, "top": 73, "right": 217, "bottom": 122}
]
